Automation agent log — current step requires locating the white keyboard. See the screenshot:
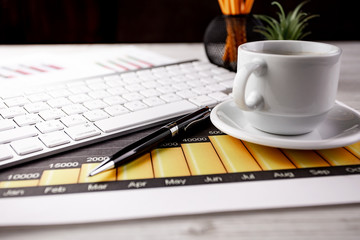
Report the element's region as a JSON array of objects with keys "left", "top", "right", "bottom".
[{"left": 0, "top": 60, "right": 234, "bottom": 169}]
